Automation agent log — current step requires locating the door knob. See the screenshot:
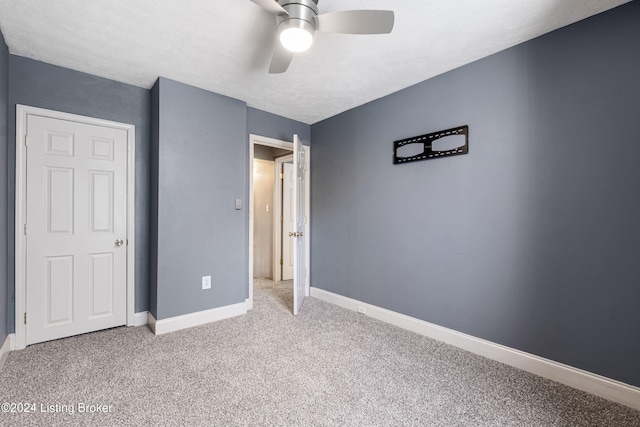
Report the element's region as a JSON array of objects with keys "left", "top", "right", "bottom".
[{"left": 115, "top": 239, "right": 124, "bottom": 247}]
